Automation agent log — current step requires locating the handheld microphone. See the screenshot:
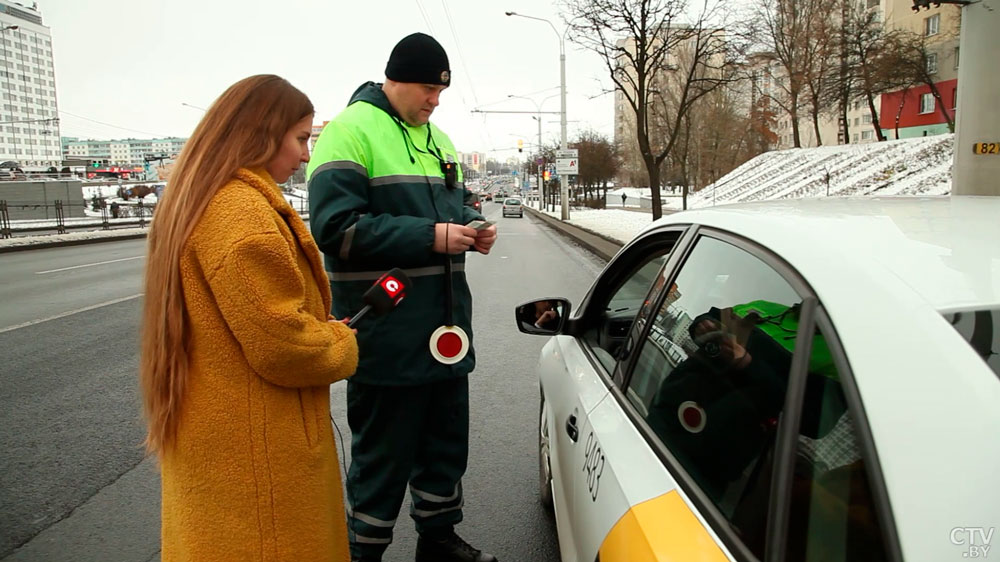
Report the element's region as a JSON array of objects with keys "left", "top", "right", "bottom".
[{"left": 347, "top": 268, "right": 410, "bottom": 328}]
